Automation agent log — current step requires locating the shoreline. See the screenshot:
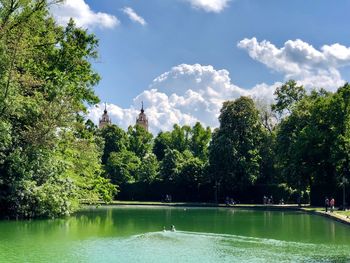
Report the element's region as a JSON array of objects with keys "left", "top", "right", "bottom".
[
  {"left": 88, "top": 201, "right": 350, "bottom": 226},
  {"left": 300, "top": 208, "right": 350, "bottom": 226}
]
